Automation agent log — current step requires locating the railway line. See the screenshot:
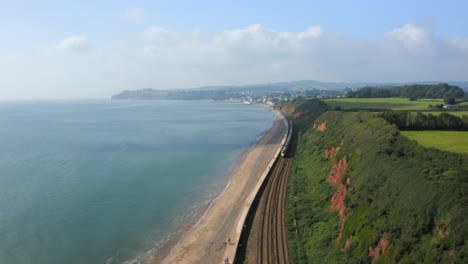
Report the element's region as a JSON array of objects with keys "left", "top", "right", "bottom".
[
  {"left": 193, "top": 116, "right": 288, "bottom": 264},
  {"left": 240, "top": 123, "right": 297, "bottom": 264}
]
